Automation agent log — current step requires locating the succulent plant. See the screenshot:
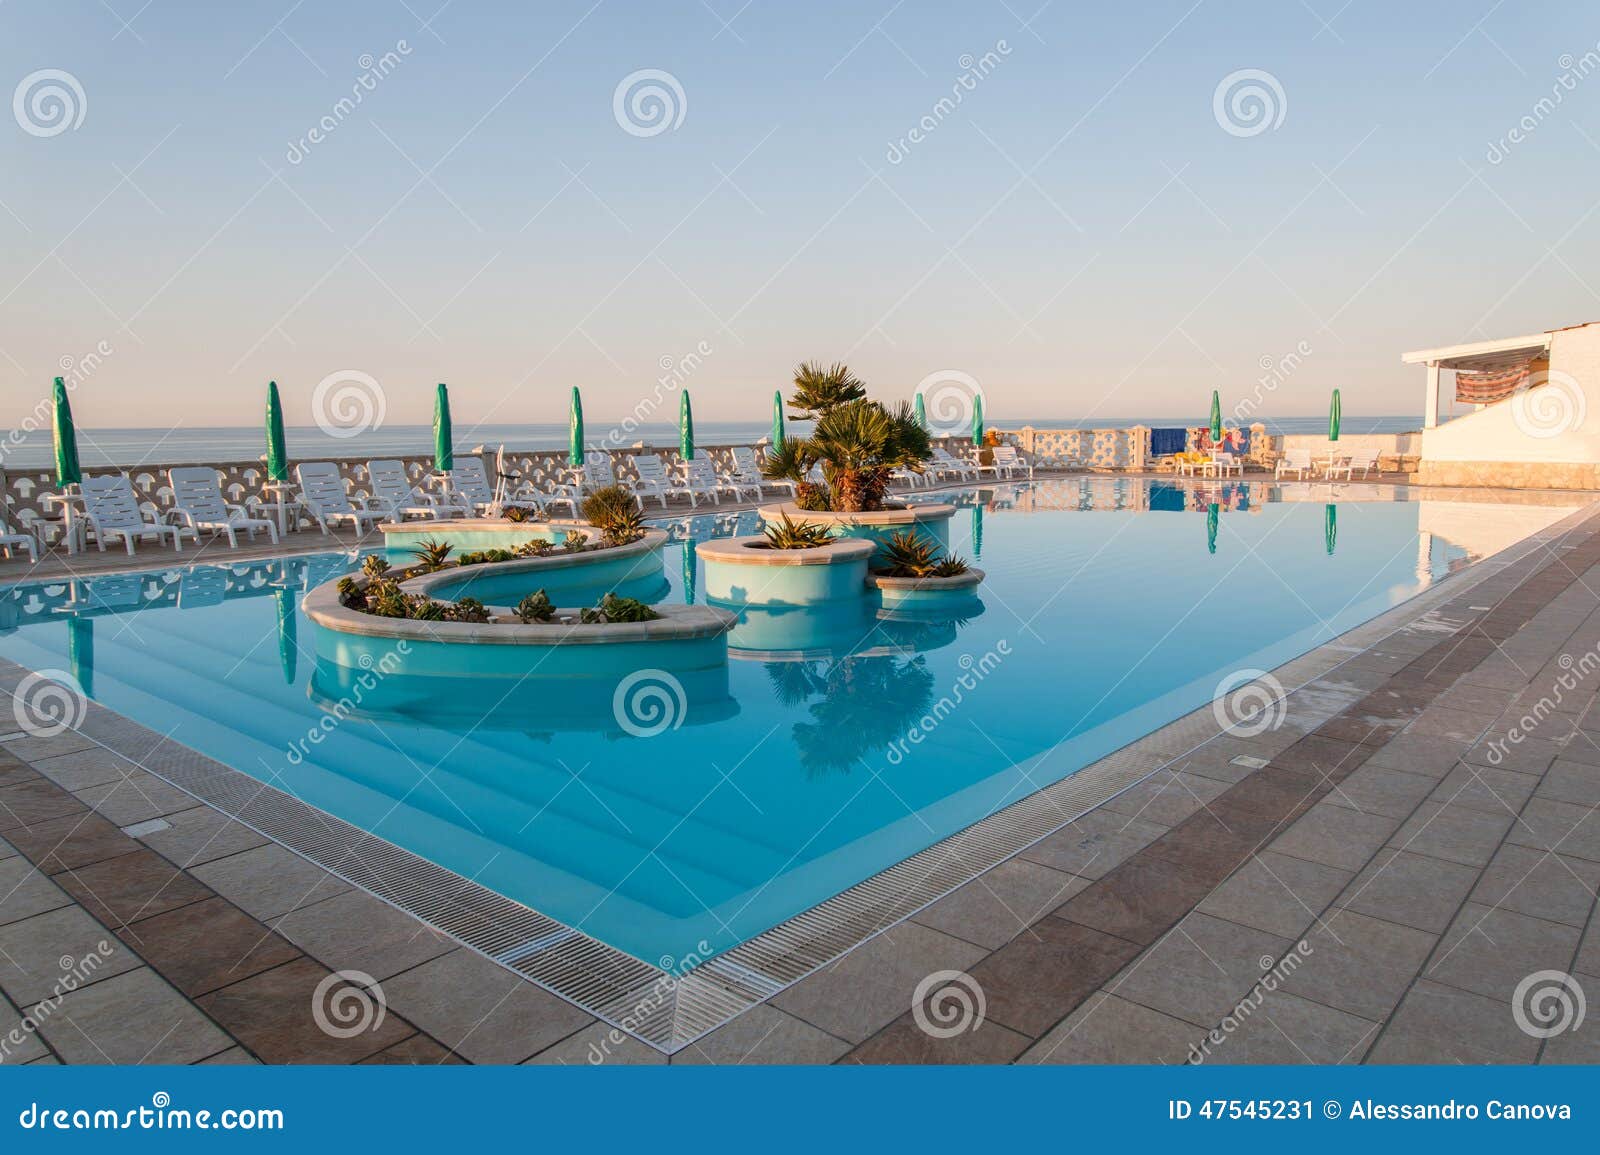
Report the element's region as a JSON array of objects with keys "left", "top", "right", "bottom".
[
  {"left": 930, "top": 555, "right": 971, "bottom": 577},
  {"left": 877, "top": 530, "right": 942, "bottom": 577},
  {"left": 562, "top": 530, "right": 590, "bottom": 552},
  {"left": 515, "top": 590, "right": 555, "bottom": 623},
  {"left": 761, "top": 513, "right": 832, "bottom": 549},
  {"left": 443, "top": 597, "right": 490, "bottom": 624},
  {"left": 360, "top": 554, "right": 391, "bottom": 579},
  {"left": 410, "top": 537, "right": 454, "bottom": 571},
  {"left": 514, "top": 538, "right": 554, "bottom": 557}
]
